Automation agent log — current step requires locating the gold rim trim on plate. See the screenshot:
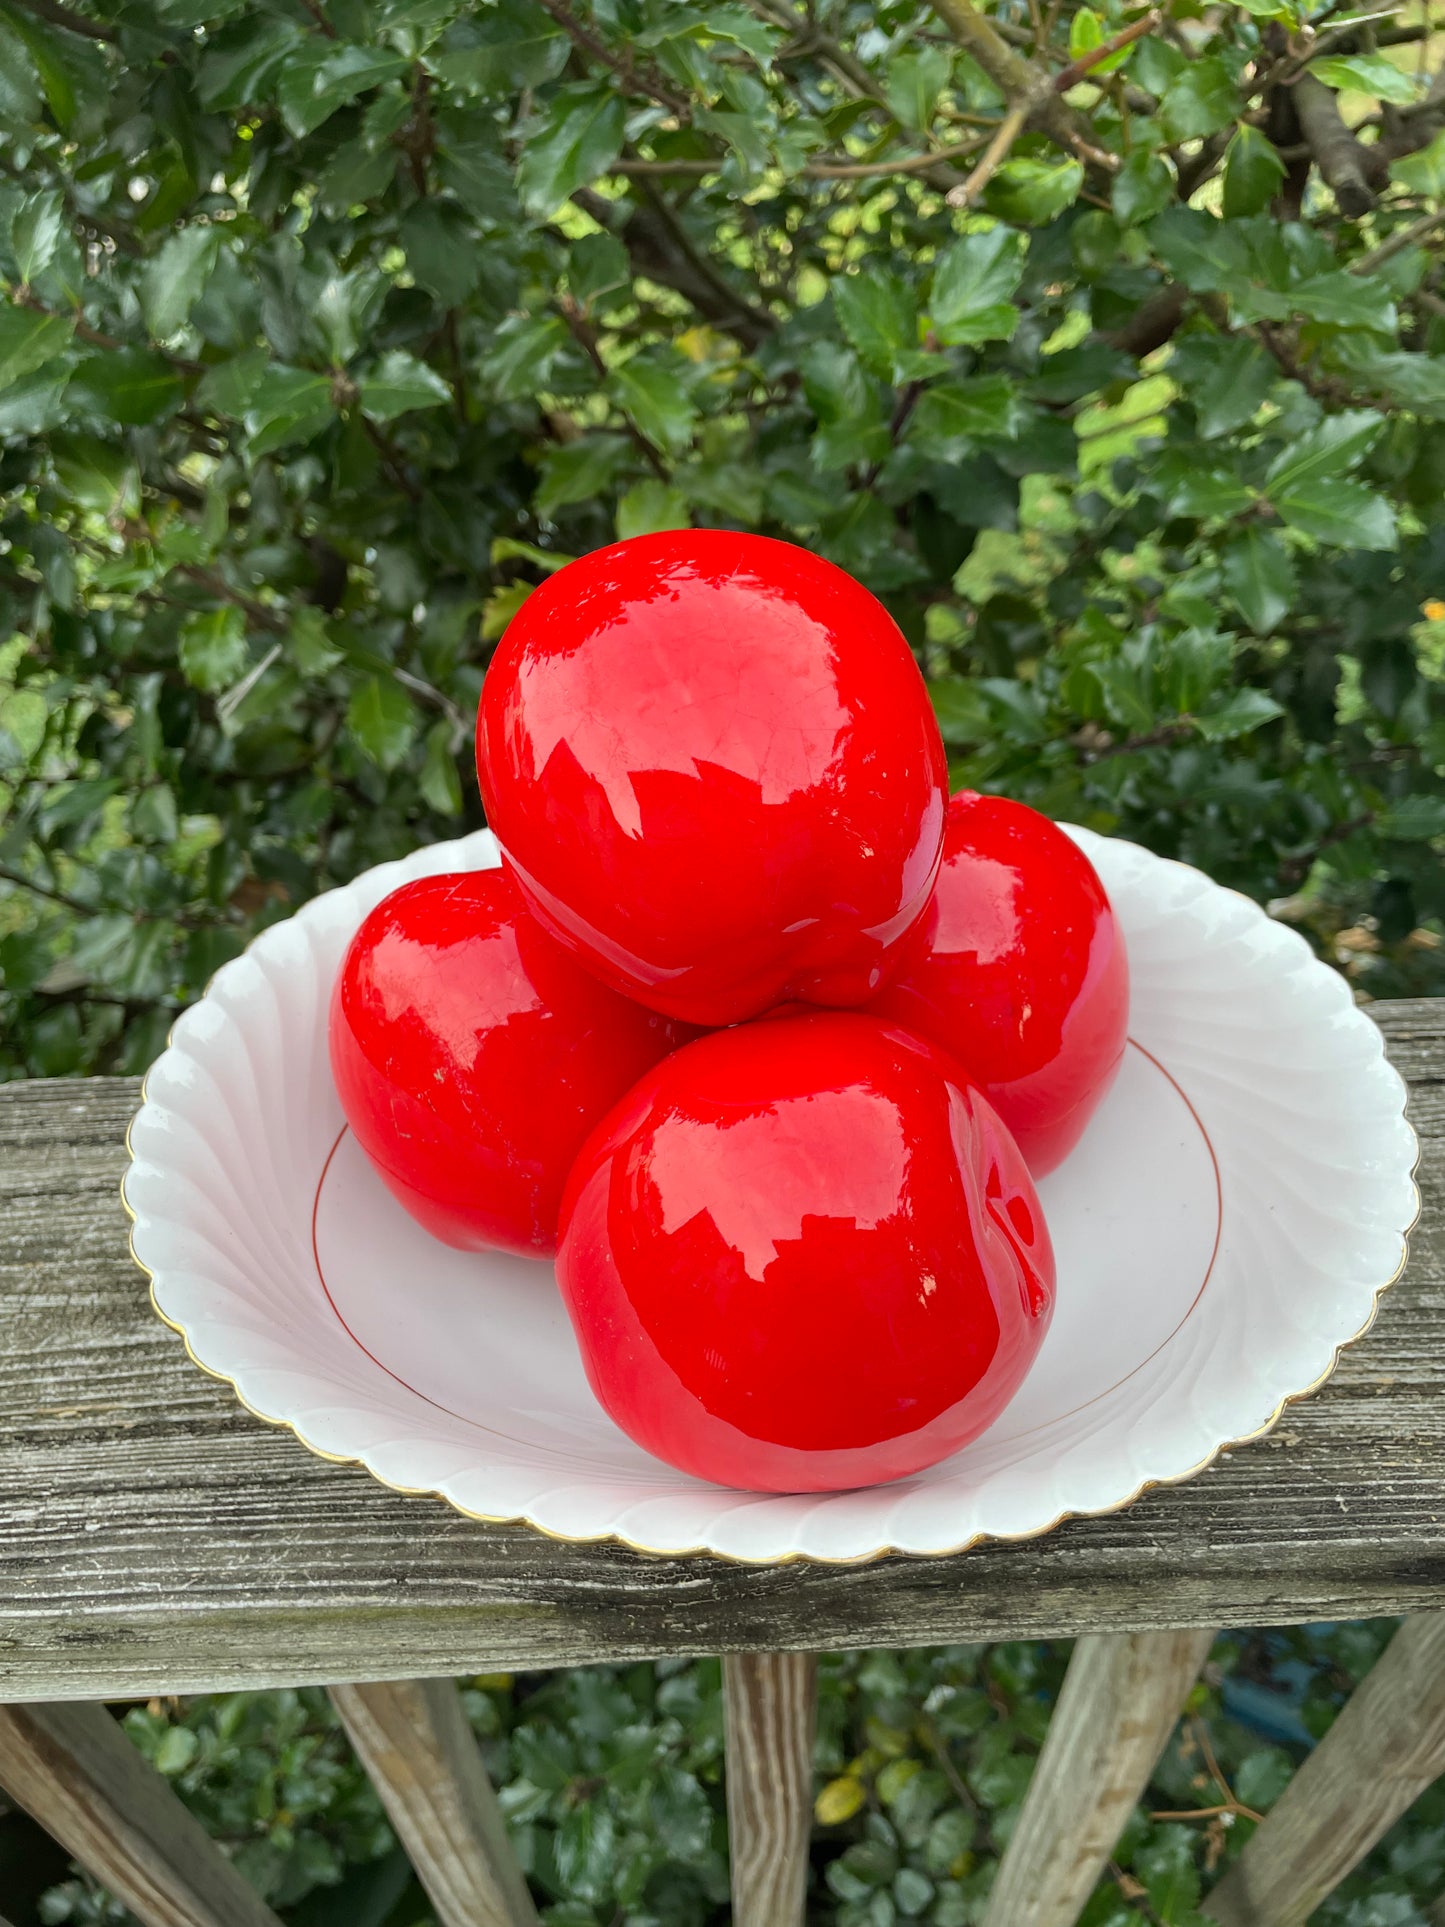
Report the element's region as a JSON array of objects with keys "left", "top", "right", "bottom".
[{"left": 121, "top": 1052, "right": 1423, "bottom": 1569}]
